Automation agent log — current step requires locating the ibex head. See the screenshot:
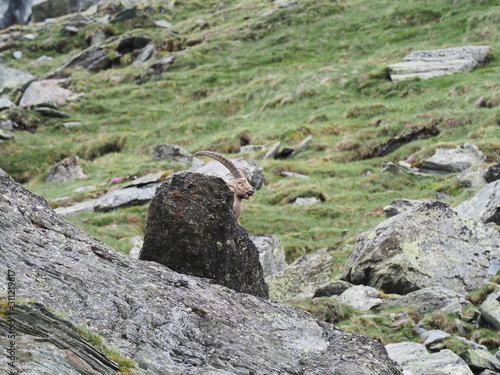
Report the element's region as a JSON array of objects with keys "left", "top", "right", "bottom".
[{"left": 193, "top": 151, "right": 256, "bottom": 222}]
